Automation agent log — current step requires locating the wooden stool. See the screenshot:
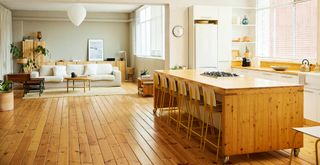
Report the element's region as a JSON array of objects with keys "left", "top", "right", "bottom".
[
  {"left": 177, "top": 79, "right": 190, "bottom": 133},
  {"left": 167, "top": 76, "right": 179, "bottom": 125},
  {"left": 202, "top": 85, "right": 222, "bottom": 161},
  {"left": 127, "top": 67, "right": 135, "bottom": 81}
]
